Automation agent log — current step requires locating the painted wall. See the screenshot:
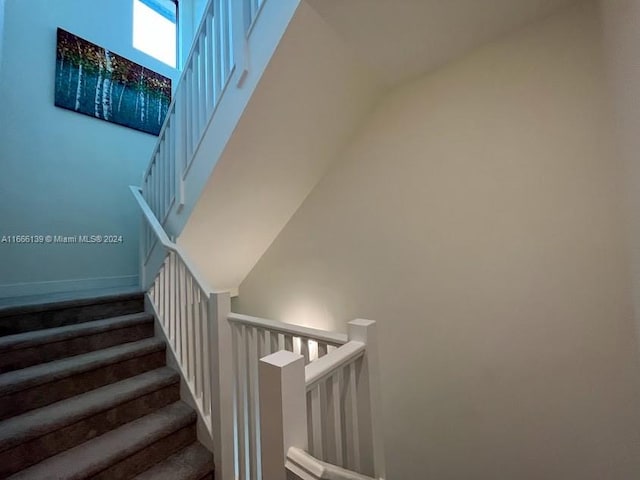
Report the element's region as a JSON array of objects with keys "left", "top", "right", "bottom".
[
  {"left": 0, "top": 0, "right": 178, "bottom": 298},
  {"left": 601, "top": 0, "right": 640, "bottom": 340},
  {"left": 235, "top": 2, "right": 640, "bottom": 478}
]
